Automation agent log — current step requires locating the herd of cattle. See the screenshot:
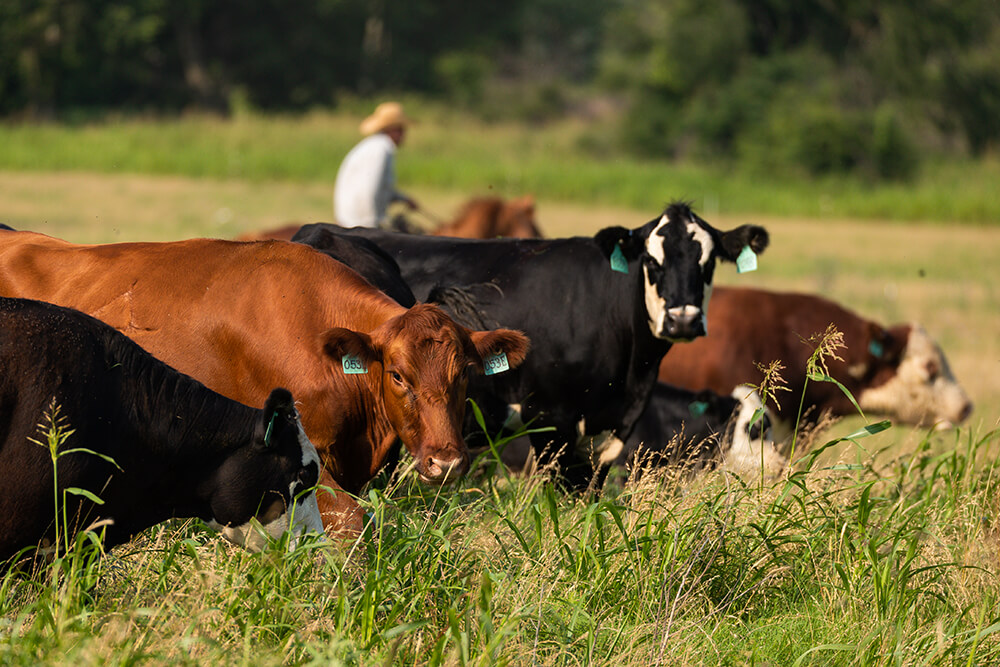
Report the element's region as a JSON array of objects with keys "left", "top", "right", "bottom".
[{"left": 0, "top": 196, "right": 972, "bottom": 565}]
